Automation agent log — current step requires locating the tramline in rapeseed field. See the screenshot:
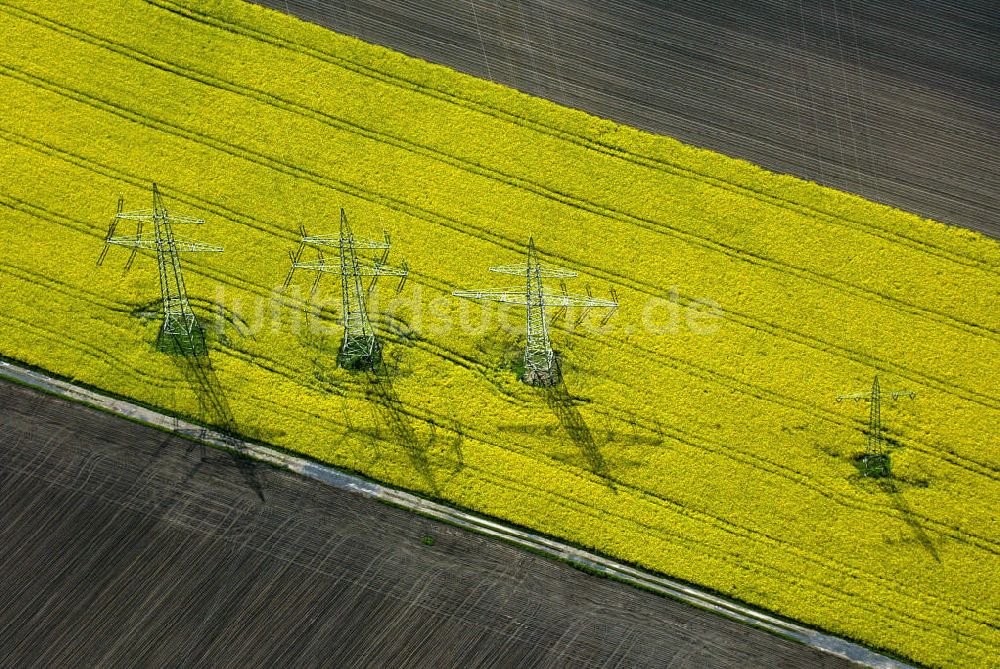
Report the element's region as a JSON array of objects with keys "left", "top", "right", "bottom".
[{"left": 0, "top": 0, "right": 997, "bottom": 666}]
